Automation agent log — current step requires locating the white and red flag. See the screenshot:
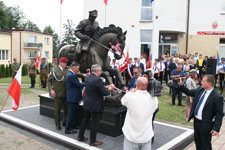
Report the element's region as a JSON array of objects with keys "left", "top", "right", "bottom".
[
  {"left": 35, "top": 48, "right": 40, "bottom": 70},
  {"left": 117, "top": 51, "right": 129, "bottom": 72},
  {"left": 8, "top": 64, "right": 23, "bottom": 110},
  {"left": 60, "top": 0, "right": 63, "bottom": 4},
  {"left": 104, "top": 0, "right": 108, "bottom": 5}
]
